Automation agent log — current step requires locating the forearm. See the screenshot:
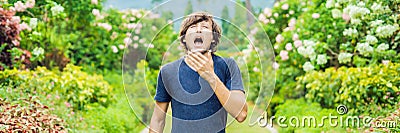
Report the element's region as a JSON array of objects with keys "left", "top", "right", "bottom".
[
  {"left": 208, "top": 74, "right": 248, "bottom": 122},
  {"left": 149, "top": 115, "right": 166, "bottom": 133}
]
